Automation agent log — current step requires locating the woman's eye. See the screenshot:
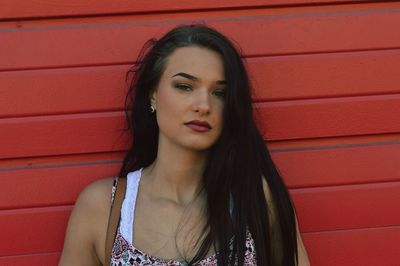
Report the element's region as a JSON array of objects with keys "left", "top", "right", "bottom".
[
  {"left": 213, "top": 90, "right": 225, "bottom": 98},
  {"left": 175, "top": 84, "right": 192, "bottom": 91}
]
